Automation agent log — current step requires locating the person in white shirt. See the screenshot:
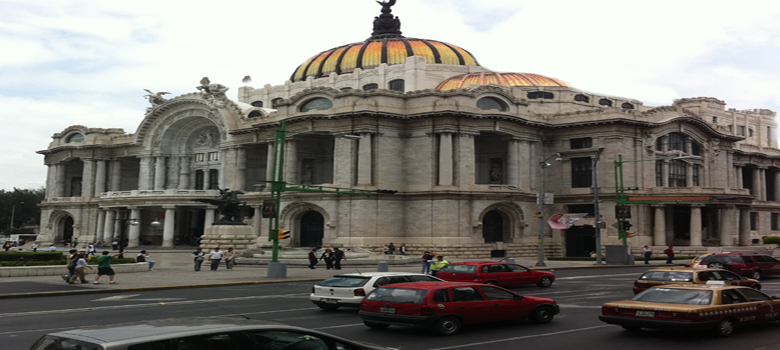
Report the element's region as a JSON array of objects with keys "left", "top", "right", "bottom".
[
  {"left": 49, "top": 245, "right": 57, "bottom": 252},
  {"left": 208, "top": 247, "right": 223, "bottom": 271}
]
